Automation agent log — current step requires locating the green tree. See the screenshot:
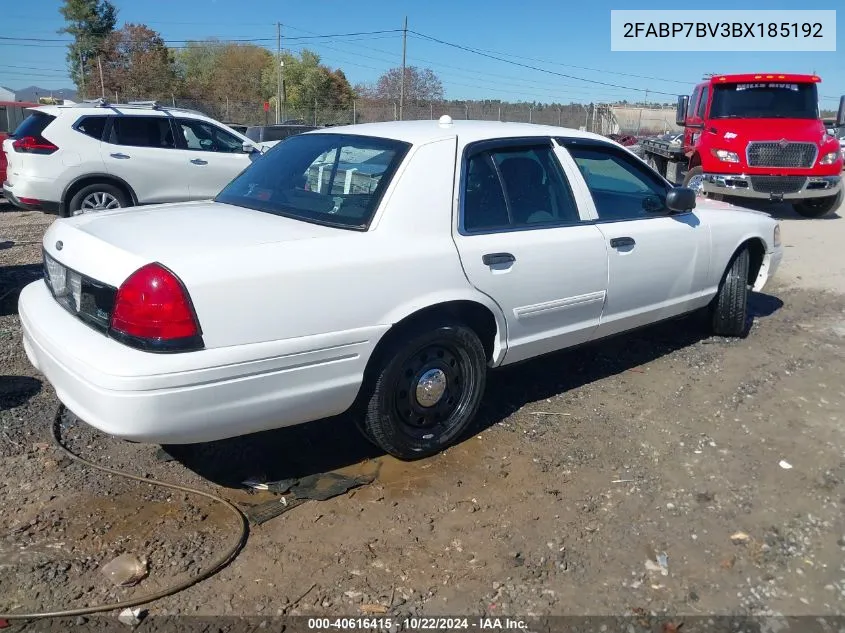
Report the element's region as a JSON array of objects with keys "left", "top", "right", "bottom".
[
  {"left": 58, "top": 0, "right": 118, "bottom": 97},
  {"left": 175, "top": 39, "right": 226, "bottom": 99},
  {"left": 262, "top": 49, "right": 354, "bottom": 115},
  {"left": 100, "top": 24, "right": 177, "bottom": 100}
]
